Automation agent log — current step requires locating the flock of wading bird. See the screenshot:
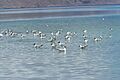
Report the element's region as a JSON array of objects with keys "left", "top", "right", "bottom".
[{"left": 0, "top": 26, "right": 112, "bottom": 54}]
